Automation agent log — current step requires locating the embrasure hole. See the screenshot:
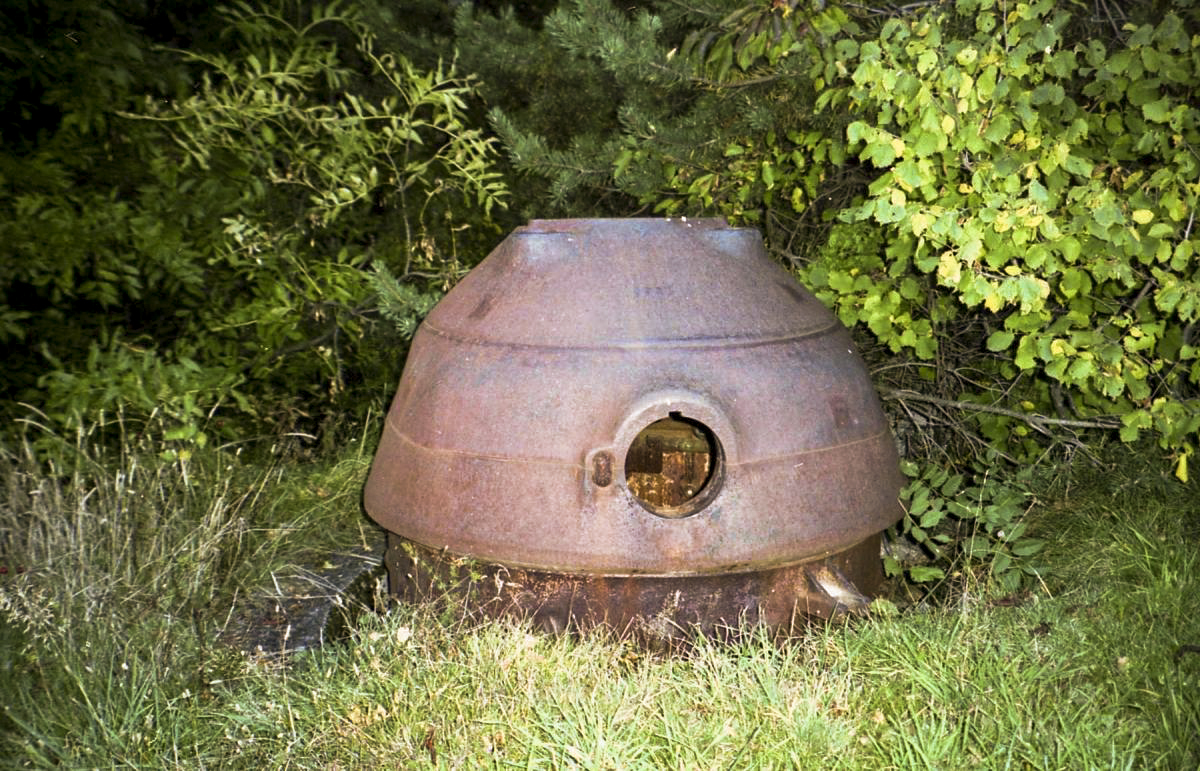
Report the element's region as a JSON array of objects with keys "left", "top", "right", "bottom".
[{"left": 624, "top": 412, "right": 723, "bottom": 518}]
